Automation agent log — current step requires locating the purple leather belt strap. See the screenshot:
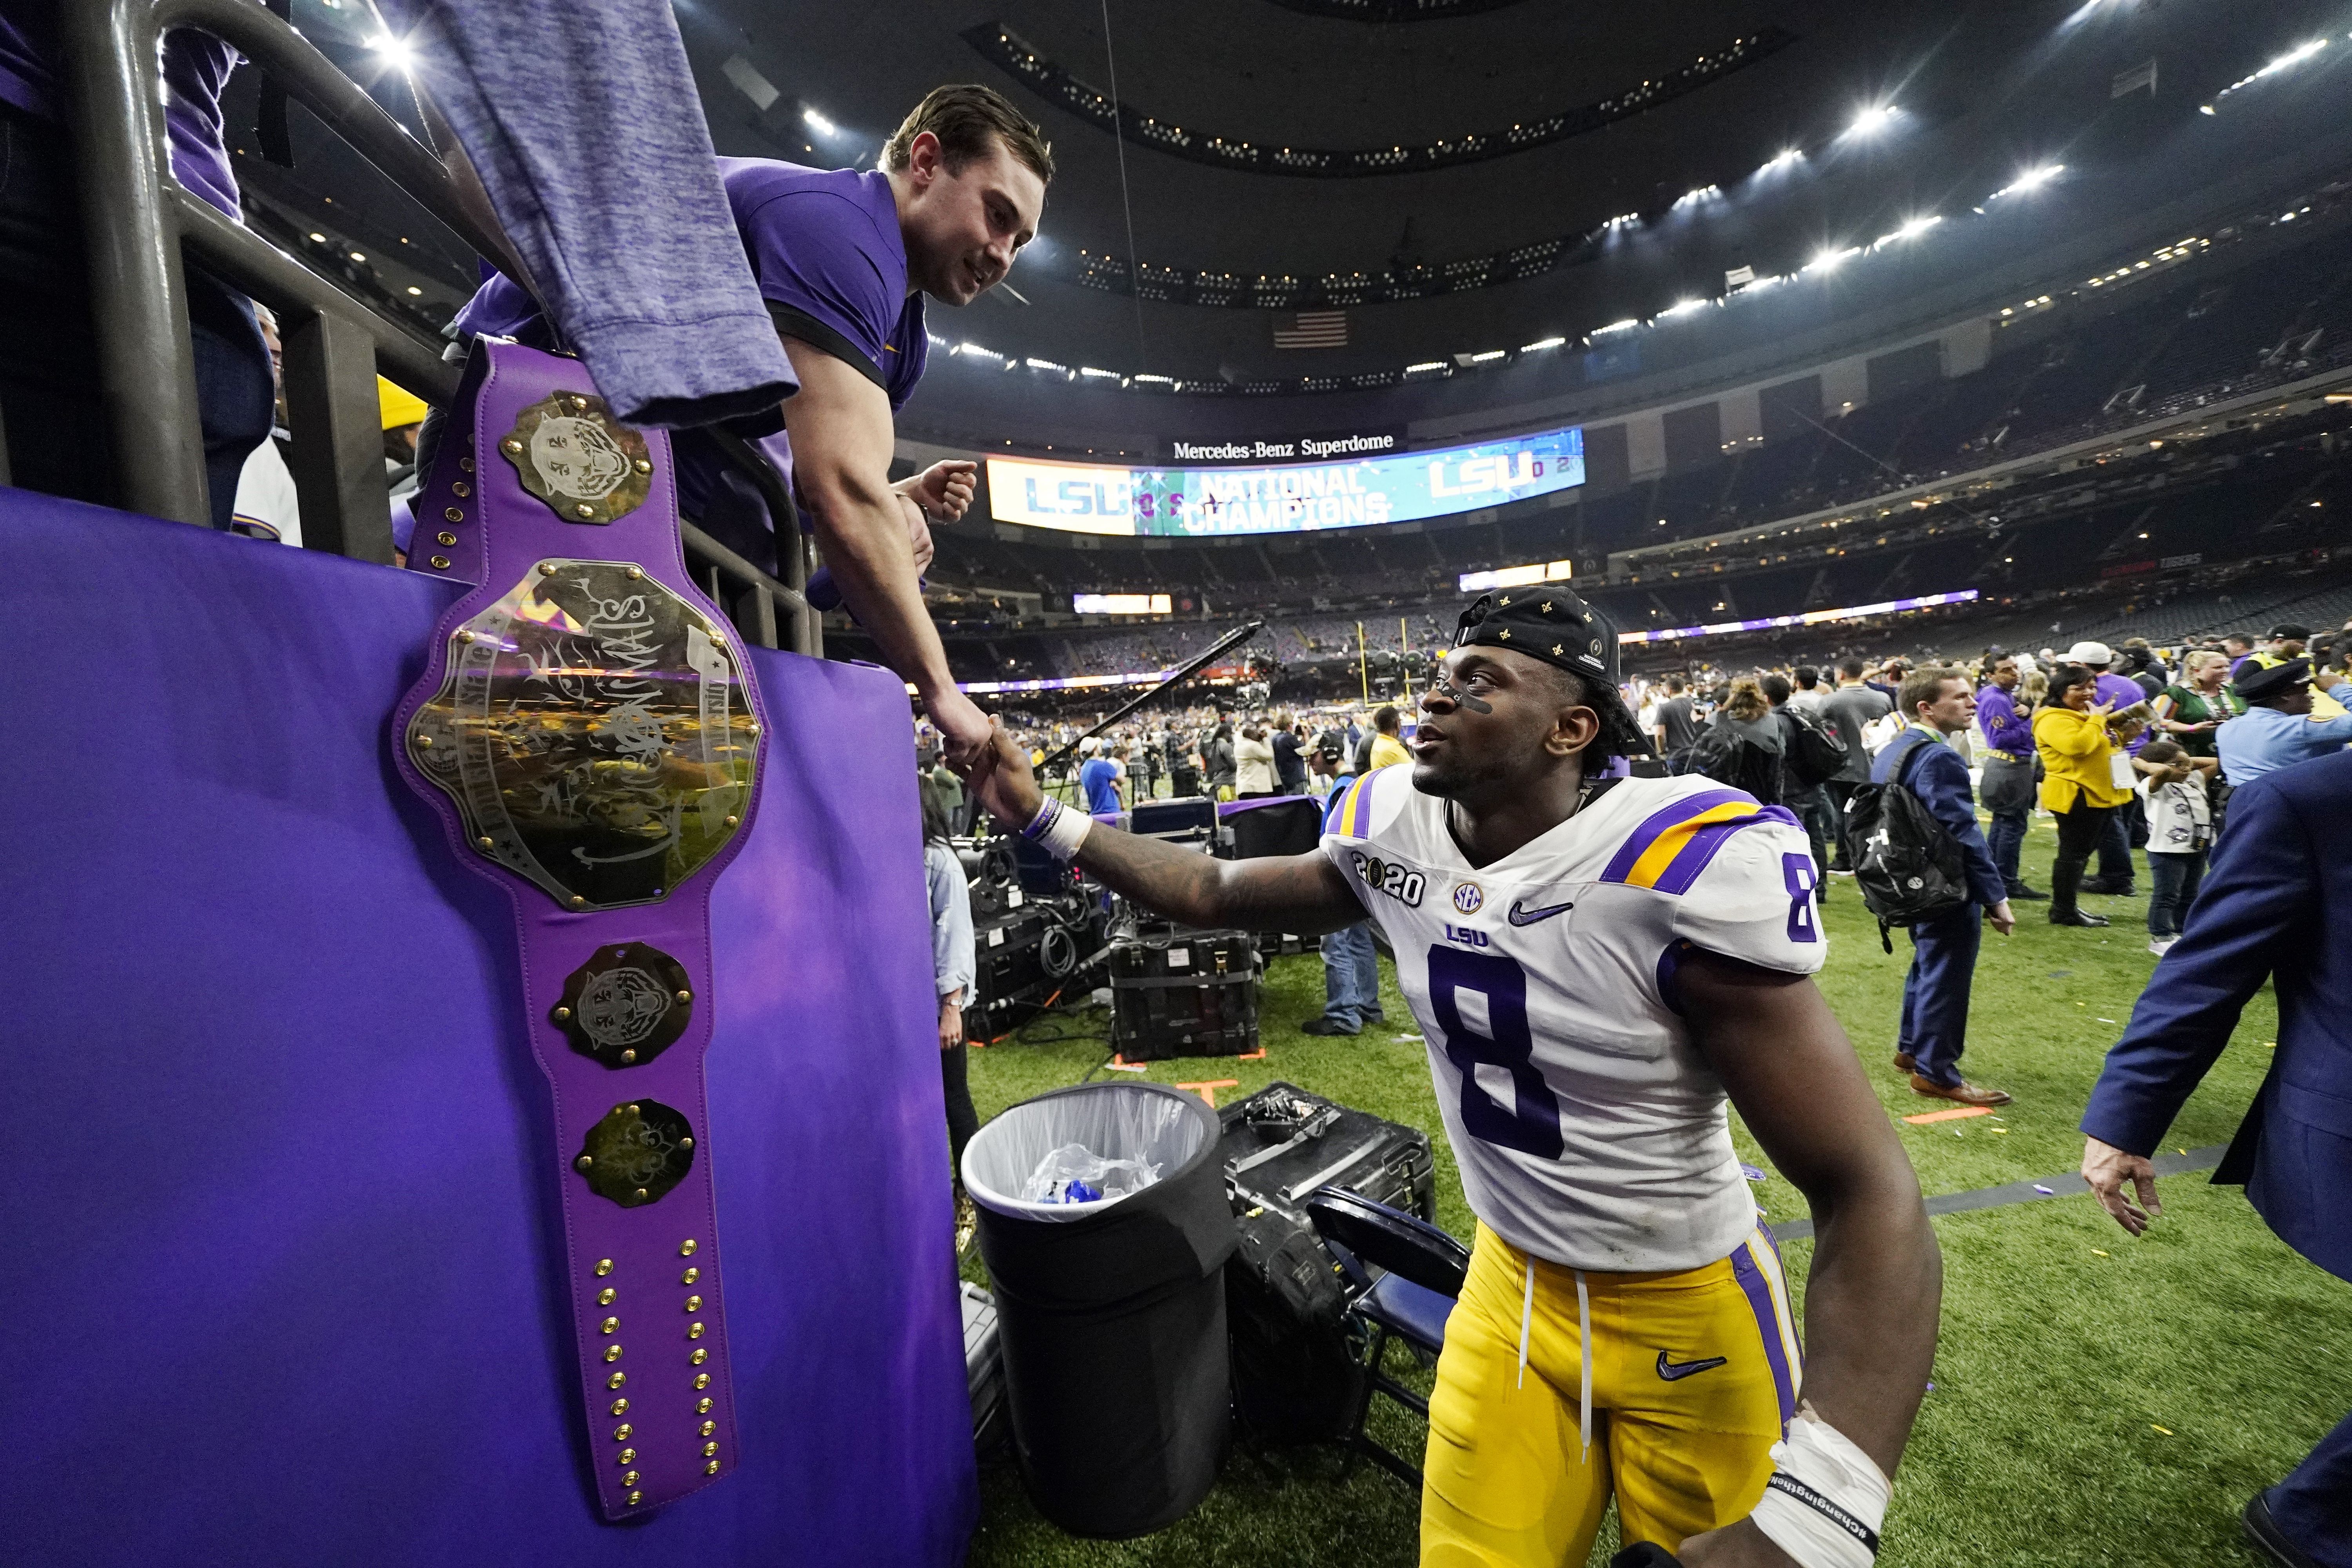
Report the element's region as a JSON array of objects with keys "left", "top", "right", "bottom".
[{"left": 392, "top": 339, "right": 766, "bottom": 1520}]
